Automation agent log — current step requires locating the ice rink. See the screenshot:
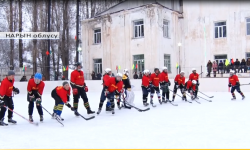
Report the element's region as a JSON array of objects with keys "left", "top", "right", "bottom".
[{"left": 1, "top": 90, "right": 250, "bottom": 149}]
